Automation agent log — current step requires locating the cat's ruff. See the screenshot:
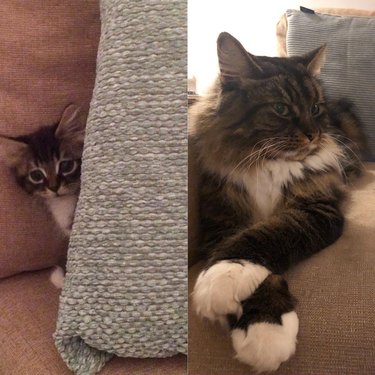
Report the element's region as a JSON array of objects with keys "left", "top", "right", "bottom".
[
  {"left": 226, "top": 138, "right": 343, "bottom": 221},
  {"left": 193, "top": 260, "right": 271, "bottom": 323},
  {"left": 231, "top": 311, "right": 299, "bottom": 372},
  {"left": 46, "top": 195, "right": 77, "bottom": 236}
]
